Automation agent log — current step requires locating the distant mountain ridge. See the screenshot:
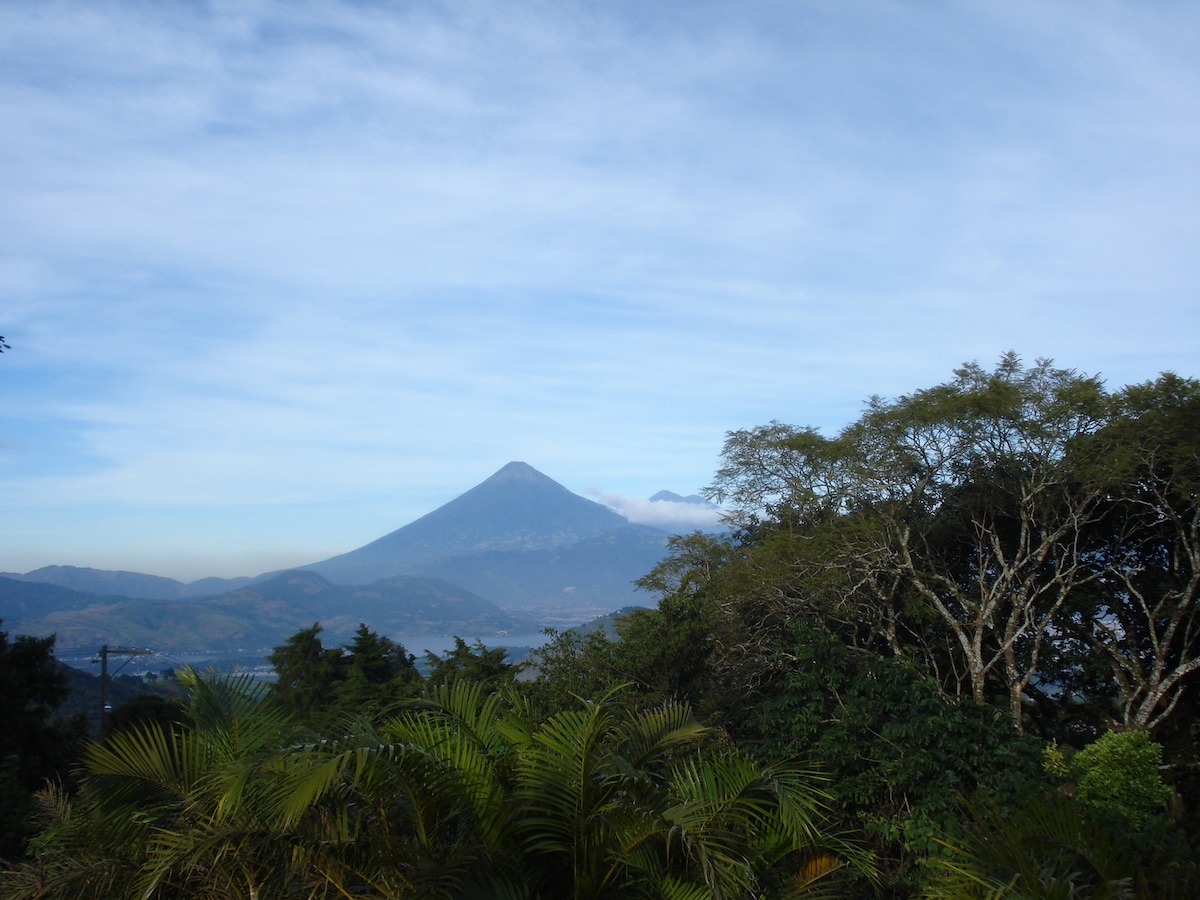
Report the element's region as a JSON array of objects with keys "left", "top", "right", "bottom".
[
  {"left": 0, "top": 571, "right": 529, "bottom": 654},
  {"left": 2, "top": 565, "right": 255, "bottom": 599},
  {"left": 2, "top": 462, "right": 688, "bottom": 651}
]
